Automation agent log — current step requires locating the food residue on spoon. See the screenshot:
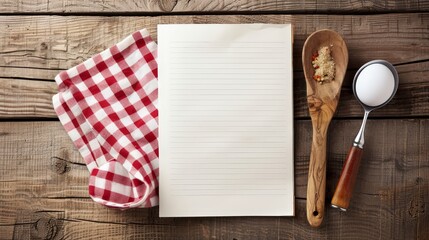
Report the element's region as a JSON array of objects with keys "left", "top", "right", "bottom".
[{"left": 312, "top": 46, "right": 335, "bottom": 84}]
